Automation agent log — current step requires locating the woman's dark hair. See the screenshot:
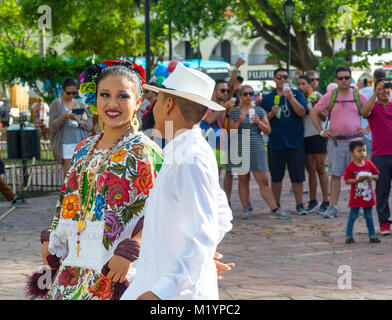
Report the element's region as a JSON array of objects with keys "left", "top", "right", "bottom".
[
  {"left": 62, "top": 77, "right": 78, "bottom": 89},
  {"left": 298, "top": 74, "right": 311, "bottom": 84},
  {"left": 97, "top": 65, "right": 143, "bottom": 99}
]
